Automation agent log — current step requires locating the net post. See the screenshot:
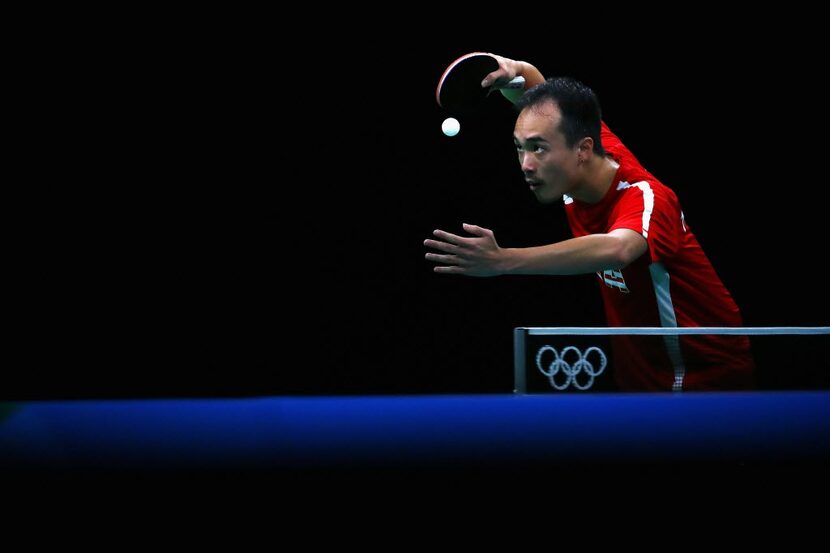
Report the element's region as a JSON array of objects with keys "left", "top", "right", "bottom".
[{"left": 513, "top": 327, "right": 528, "bottom": 394}]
